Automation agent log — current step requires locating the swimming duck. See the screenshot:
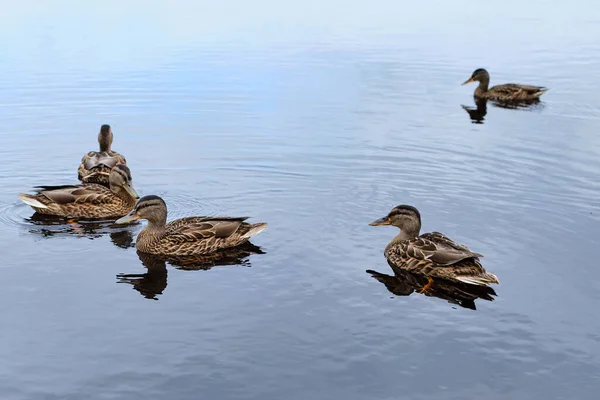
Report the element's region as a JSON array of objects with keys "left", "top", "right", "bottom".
[
  {"left": 78, "top": 124, "right": 127, "bottom": 186},
  {"left": 462, "top": 68, "right": 548, "bottom": 101},
  {"left": 370, "top": 205, "right": 499, "bottom": 289},
  {"left": 19, "top": 164, "right": 139, "bottom": 219},
  {"left": 116, "top": 195, "right": 267, "bottom": 256}
]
